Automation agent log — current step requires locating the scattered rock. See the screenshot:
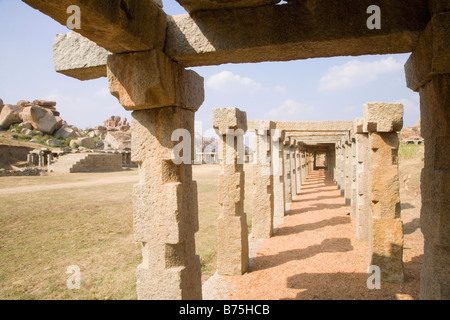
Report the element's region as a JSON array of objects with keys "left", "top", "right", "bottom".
[
  {"left": 54, "top": 125, "right": 78, "bottom": 139},
  {"left": 46, "top": 139, "right": 63, "bottom": 147},
  {"left": 70, "top": 137, "right": 95, "bottom": 149},
  {"left": 21, "top": 128, "right": 33, "bottom": 136},
  {"left": 104, "top": 131, "right": 131, "bottom": 150}
]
